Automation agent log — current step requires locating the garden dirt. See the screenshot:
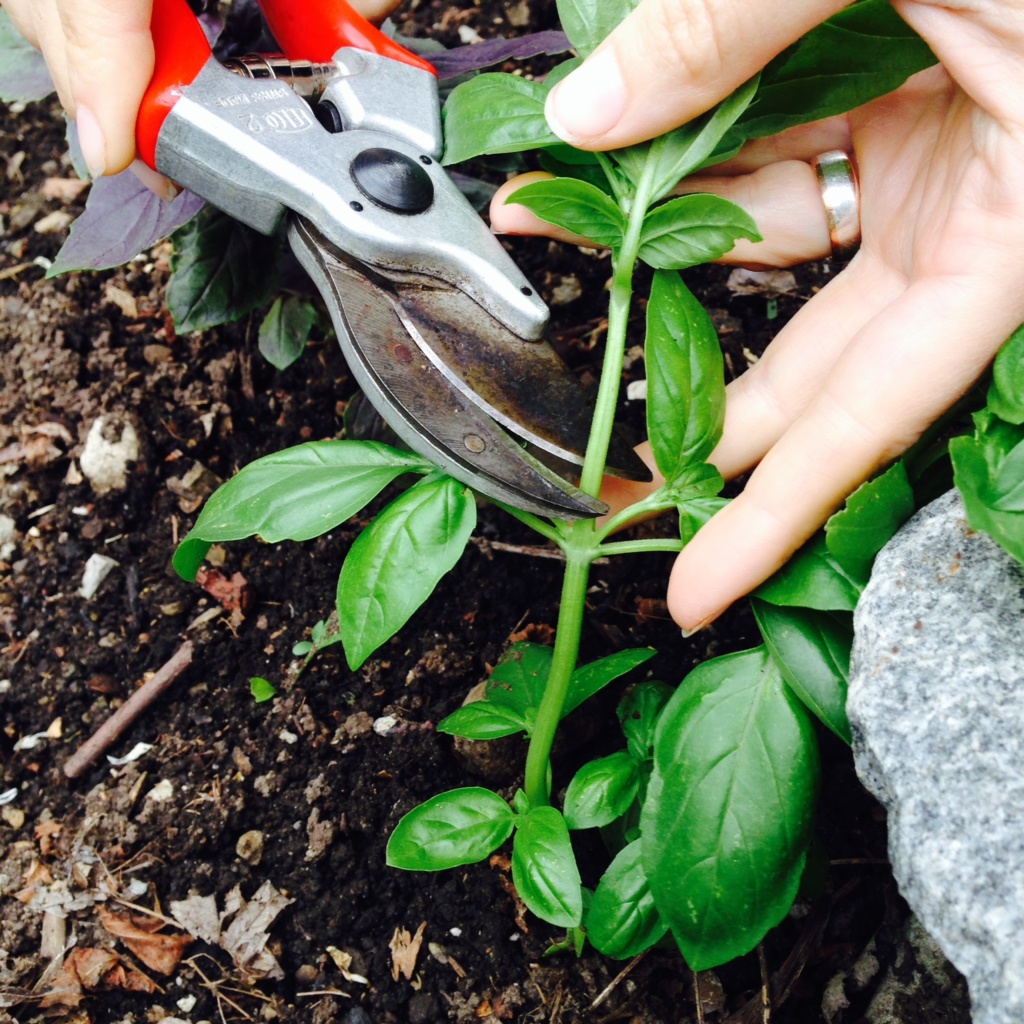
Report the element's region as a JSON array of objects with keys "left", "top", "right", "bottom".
[{"left": 1, "top": 3, "right": 972, "bottom": 1022}]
